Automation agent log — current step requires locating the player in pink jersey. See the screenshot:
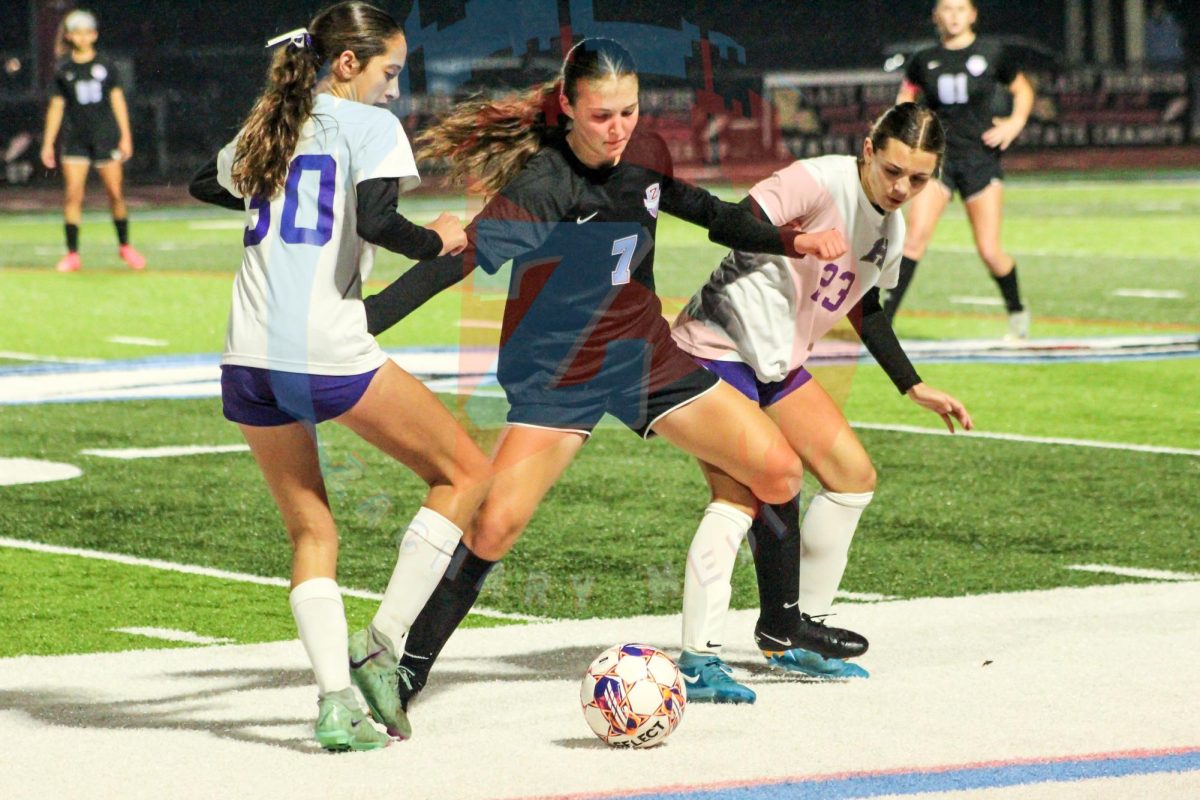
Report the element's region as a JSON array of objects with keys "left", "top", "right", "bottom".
[{"left": 671, "top": 103, "right": 974, "bottom": 699}]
